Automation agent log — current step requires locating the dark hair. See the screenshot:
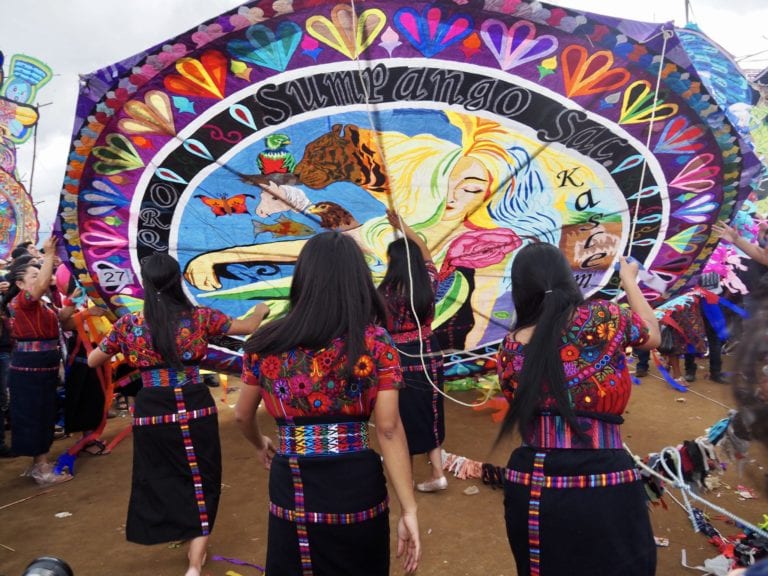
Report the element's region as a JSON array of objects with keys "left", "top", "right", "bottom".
[
  {"left": 10, "top": 245, "right": 30, "bottom": 259},
  {"left": 378, "top": 238, "right": 434, "bottom": 324},
  {"left": 497, "top": 243, "right": 585, "bottom": 441},
  {"left": 141, "top": 253, "right": 194, "bottom": 369},
  {"left": 1, "top": 255, "right": 40, "bottom": 314},
  {"left": 244, "top": 231, "right": 387, "bottom": 371}
]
